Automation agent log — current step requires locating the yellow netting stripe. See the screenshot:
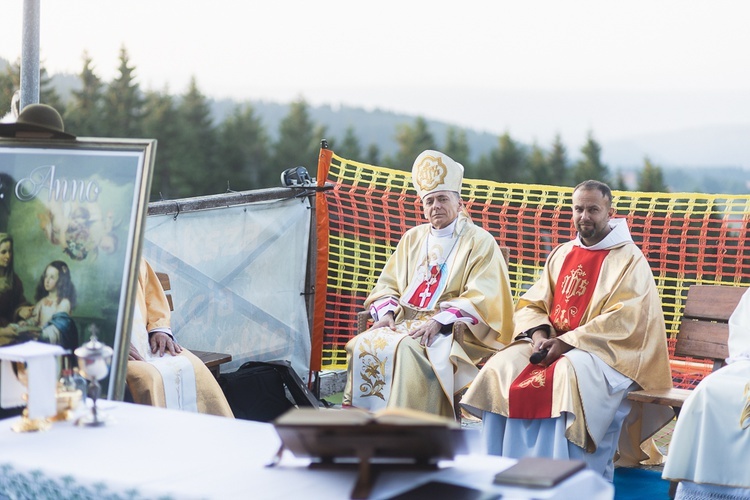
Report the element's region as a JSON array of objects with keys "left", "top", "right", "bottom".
[{"left": 319, "top": 152, "right": 750, "bottom": 385}]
